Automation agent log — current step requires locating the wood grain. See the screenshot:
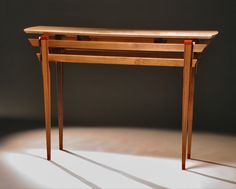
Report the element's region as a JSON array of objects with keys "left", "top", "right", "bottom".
[
  {"left": 36, "top": 53, "right": 197, "bottom": 67},
  {"left": 29, "top": 38, "right": 207, "bottom": 53},
  {"left": 24, "top": 26, "right": 218, "bottom": 39},
  {"left": 187, "top": 67, "right": 196, "bottom": 159},
  {"left": 182, "top": 41, "right": 193, "bottom": 170},
  {"left": 40, "top": 36, "right": 51, "bottom": 160},
  {"left": 24, "top": 26, "right": 218, "bottom": 169},
  {"left": 56, "top": 63, "right": 64, "bottom": 150}
]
